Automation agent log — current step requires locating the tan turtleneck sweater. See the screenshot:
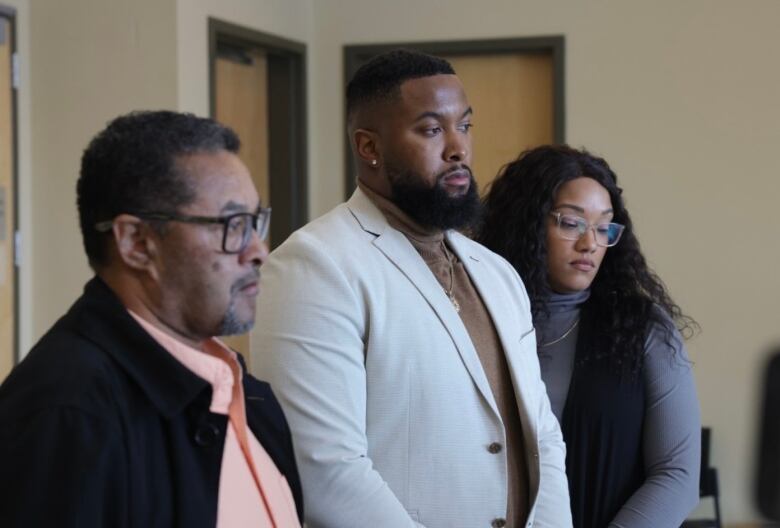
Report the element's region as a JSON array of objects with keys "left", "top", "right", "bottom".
[{"left": 358, "top": 181, "right": 530, "bottom": 527}]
